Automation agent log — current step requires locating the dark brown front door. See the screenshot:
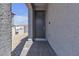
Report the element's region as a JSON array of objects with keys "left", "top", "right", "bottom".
[{"left": 35, "top": 11, "right": 45, "bottom": 38}]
